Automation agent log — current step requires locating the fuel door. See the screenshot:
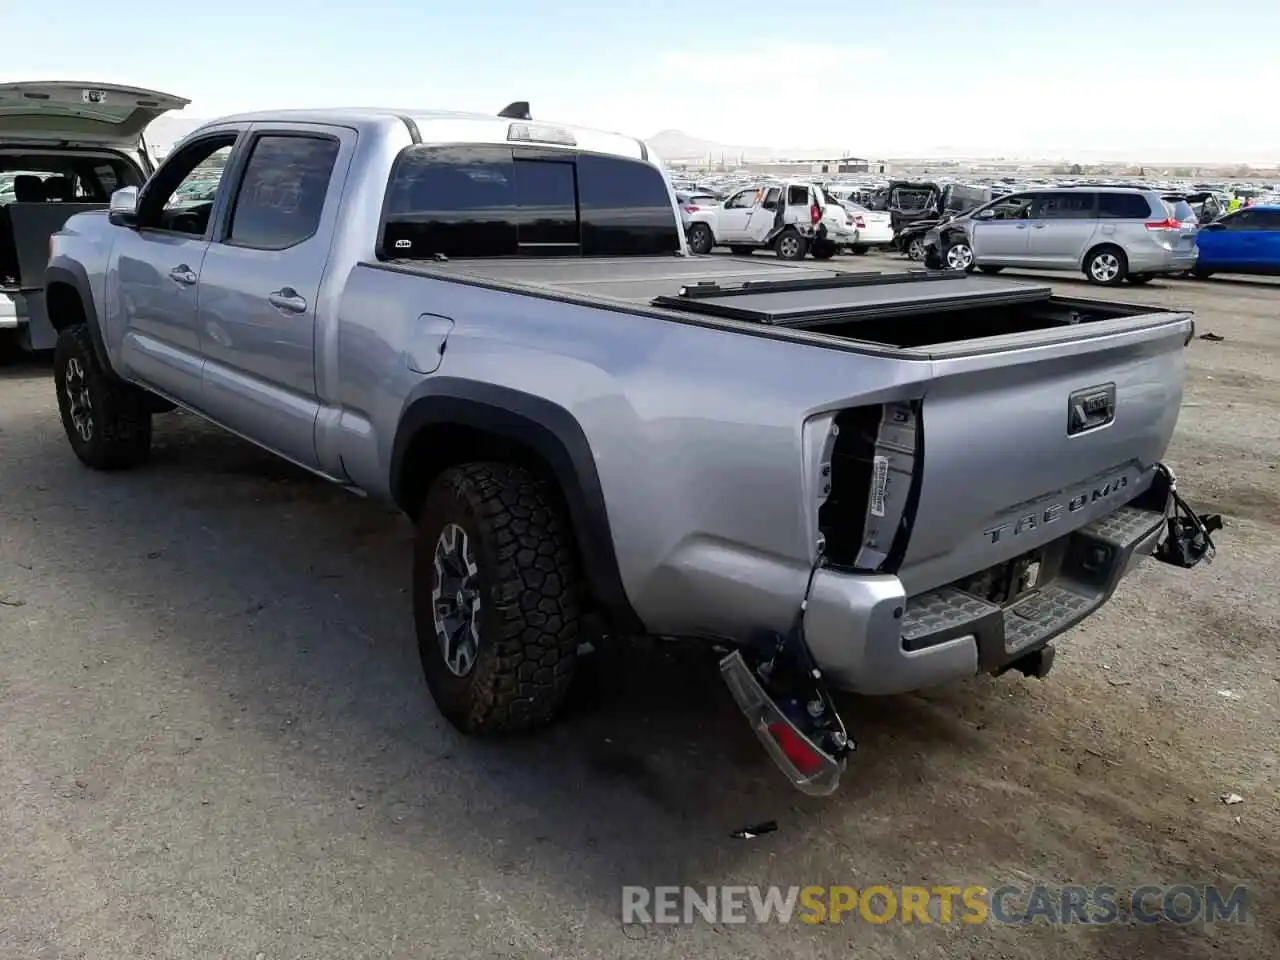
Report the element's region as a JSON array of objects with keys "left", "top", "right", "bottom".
[{"left": 406, "top": 313, "right": 455, "bottom": 374}]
